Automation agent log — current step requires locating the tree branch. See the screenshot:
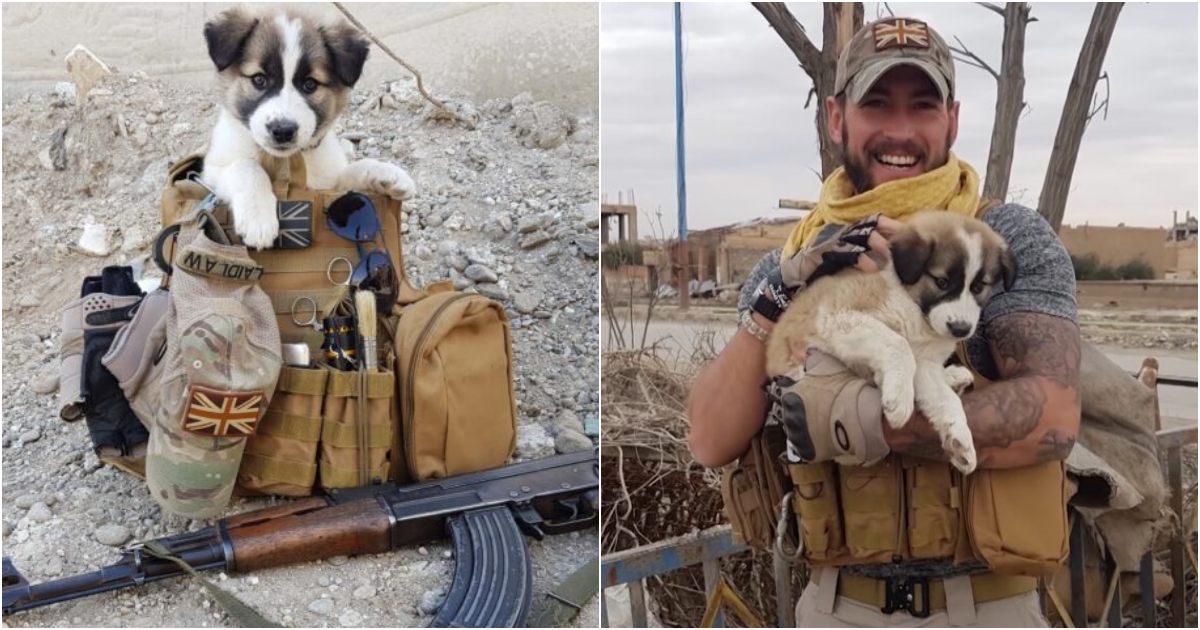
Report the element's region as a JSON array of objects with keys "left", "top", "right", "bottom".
[
  {"left": 977, "top": 2, "right": 1005, "bottom": 17},
  {"left": 1086, "top": 71, "right": 1111, "bottom": 126},
  {"left": 949, "top": 35, "right": 999, "bottom": 80},
  {"left": 752, "top": 2, "right": 823, "bottom": 74}
]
